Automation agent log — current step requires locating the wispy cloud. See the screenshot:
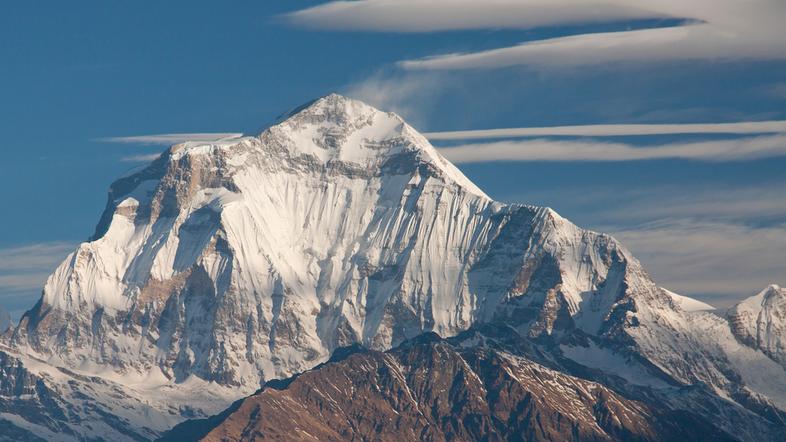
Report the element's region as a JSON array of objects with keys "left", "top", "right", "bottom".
[
  {"left": 283, "top": 0, "right": 667, "bottom": 32},
  {"left": 437, "top": 134, "right": 786, "bottom": 163},
  {"left": 0, "top": 242, "right": 75, "bottom": 272},
  {"left": 607, "top": 219, "right": 786, "bottom": 305},
  {"left": 120, "top": 153, "right": 161, "bottom": 163},
  {"left": 0, "top": 242, "right": 75, "bottom": 319},
  {"left": 100, "top": 133, "right": 243, "bottom": 146},
  {"left": 399, "top": 23, "right": 786, "bottom": 70},
  {"left": 286, "top": 0, "right": 786, "bottom": 69},
  {"left": 425, "top": 120, "right": 786, "bottom": 140}
]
